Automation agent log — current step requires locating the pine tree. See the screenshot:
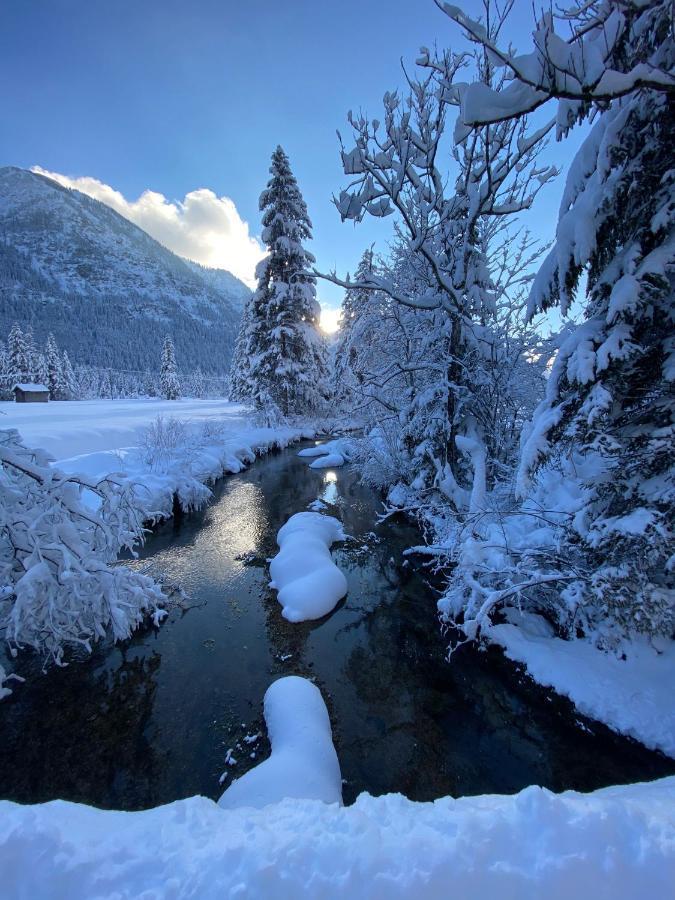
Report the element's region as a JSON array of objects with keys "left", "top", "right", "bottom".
[
  {"left": 45, "top": 333, "right": 63, "bottom": 400},
  {"left": 228, "top": 302, "right": 253, "bottom": 401},
  {"left": 160, "top": 336, "right": 181, "bottom": 401},
  {"left": 61, "top": 351, "right": 78, "bottom": 400},
  {"left": 333, "top": 250, "right": 377, "bottom": 407},
  {"left": 7, "top": 323, "right": 30, "bottom": 386},
  {"left": 230, "top": 146, "right": 329, "bottom": 418}
]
